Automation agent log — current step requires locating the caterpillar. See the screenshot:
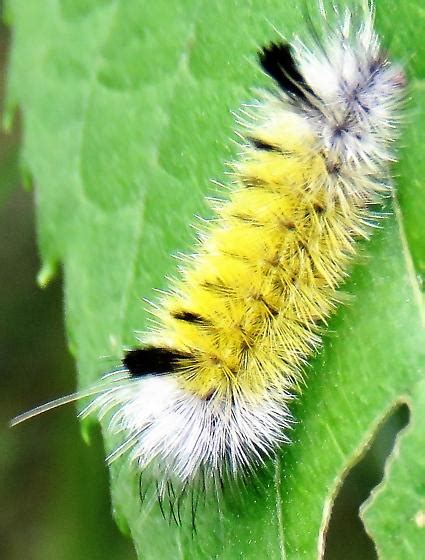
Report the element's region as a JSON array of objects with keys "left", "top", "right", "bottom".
[{"left": 12, "top": 2, "right": 405, "bottom": 520}]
